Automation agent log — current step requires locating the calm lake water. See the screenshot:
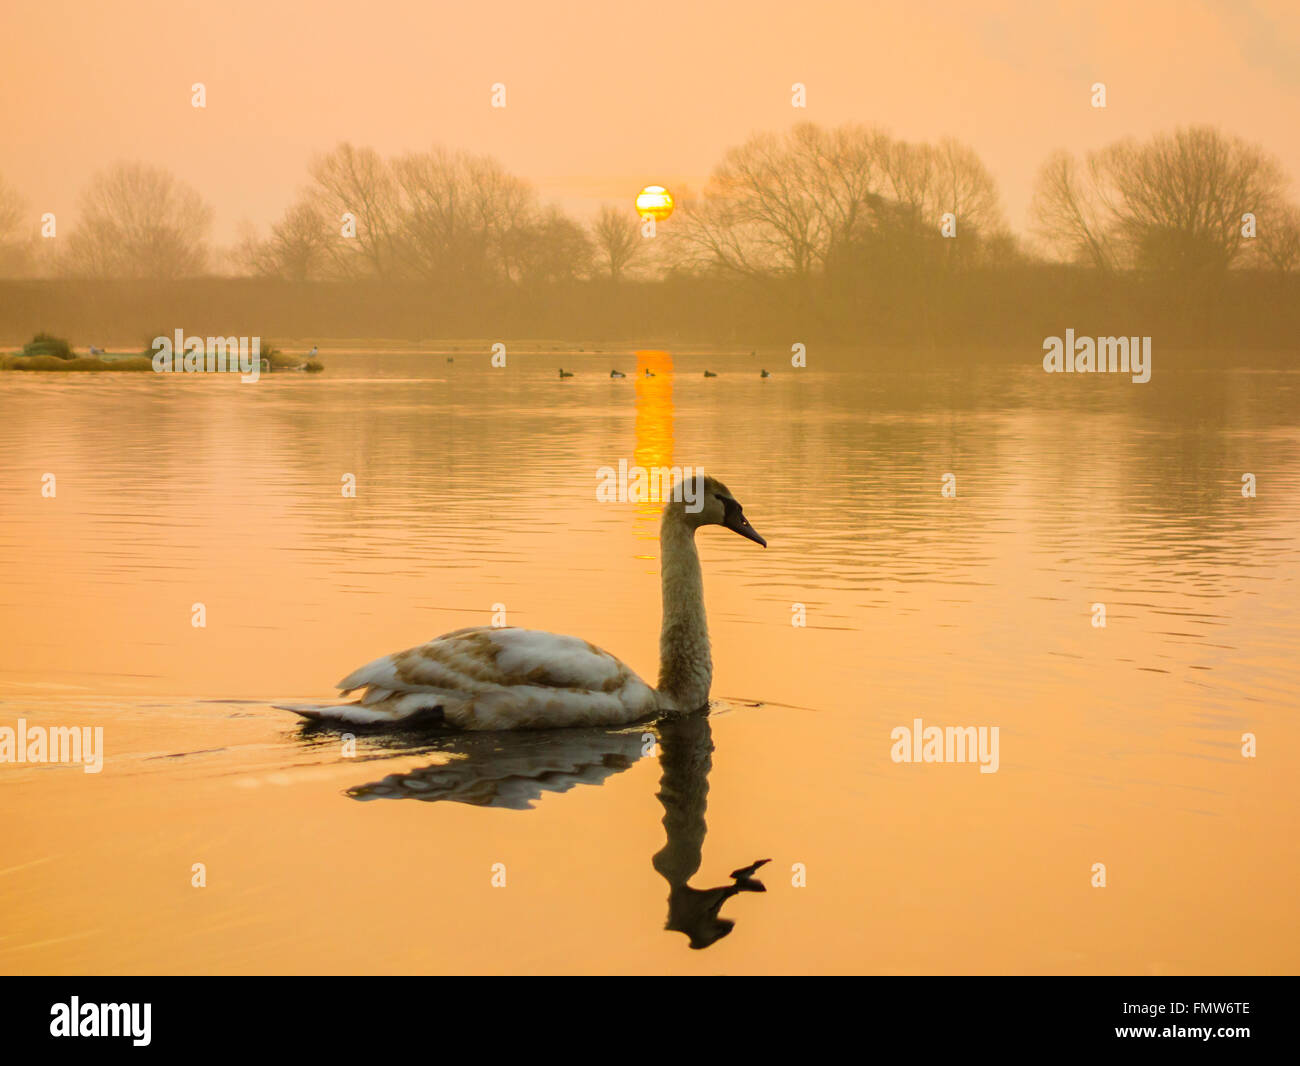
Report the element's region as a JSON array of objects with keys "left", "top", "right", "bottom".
[{"left": 1, "top": 347, "right": 1297, "bottom": 974}]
